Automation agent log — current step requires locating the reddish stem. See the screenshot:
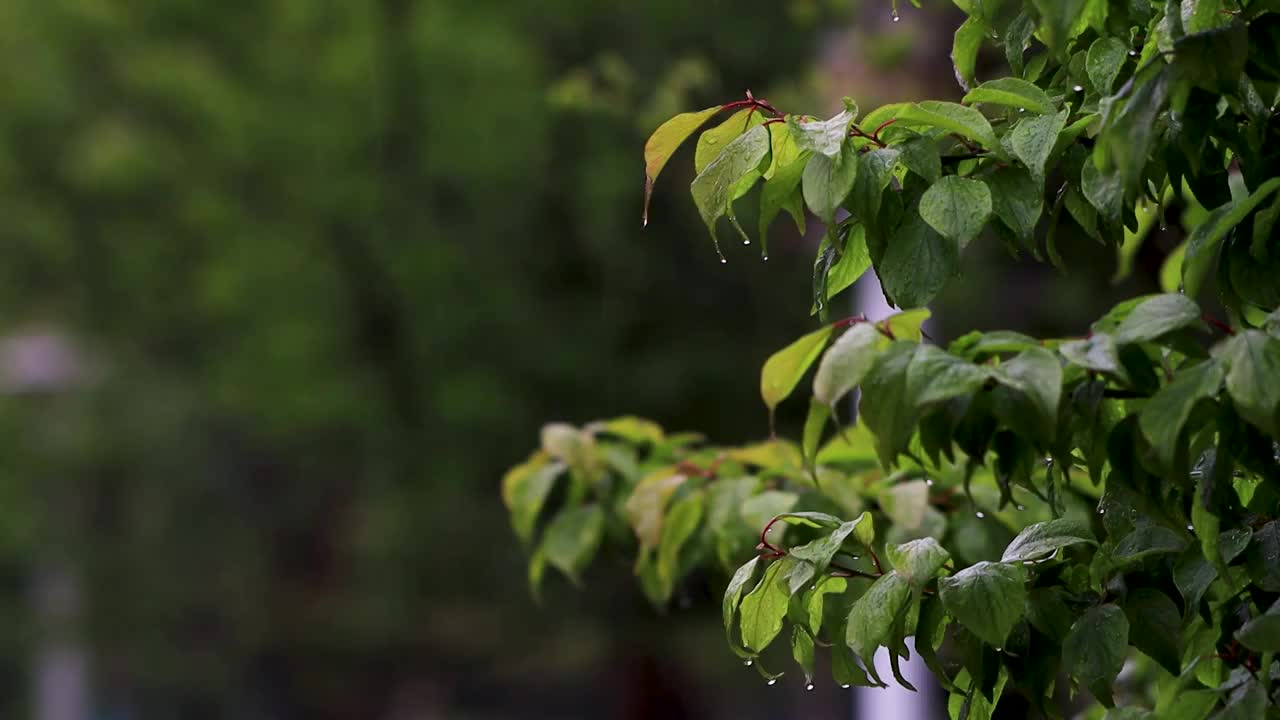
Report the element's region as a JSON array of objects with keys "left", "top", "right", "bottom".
[
  {"left": 871, "top": 118, "right": 899, "bottom": 138},
  {"left": 759, "top": 516, "right": 786, "bottom": 555},
  {"left": 831, "top": 313, "right": 868, "bottom": 330},
  {"left": 849, "top": 126, "right": 887, "bottom": 148},
  {"left": 1202, "top": 314, "right": 1236, "bottom": 336}
]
